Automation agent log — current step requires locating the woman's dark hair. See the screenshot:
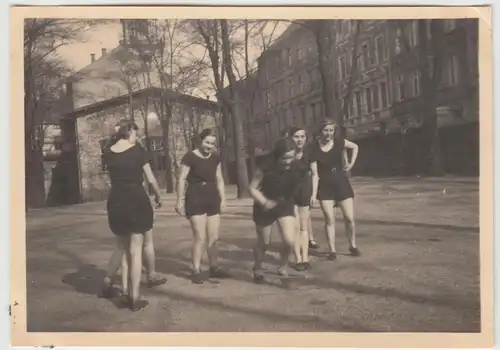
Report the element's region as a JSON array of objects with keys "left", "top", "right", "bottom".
[
  {"left": 109, "top": 119, "right": 139, "bottom": 146},
  {"left": 288, "top": 126, "right": 306, "bottom": 137},
  {"left": 281, "top": 126, "right": 306, "bottom": 138},
  {"left": 319, "top": 118, "right": 336, "bottom": 132},
  {"left": 199, "top": 128, "right": 217, "bottom": 141},
  {"left": 191, "top": 128, "right": 217, "bottom": 149},
  {"left": 272, "top": 137, "right": 296, "bottom": 162}
]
